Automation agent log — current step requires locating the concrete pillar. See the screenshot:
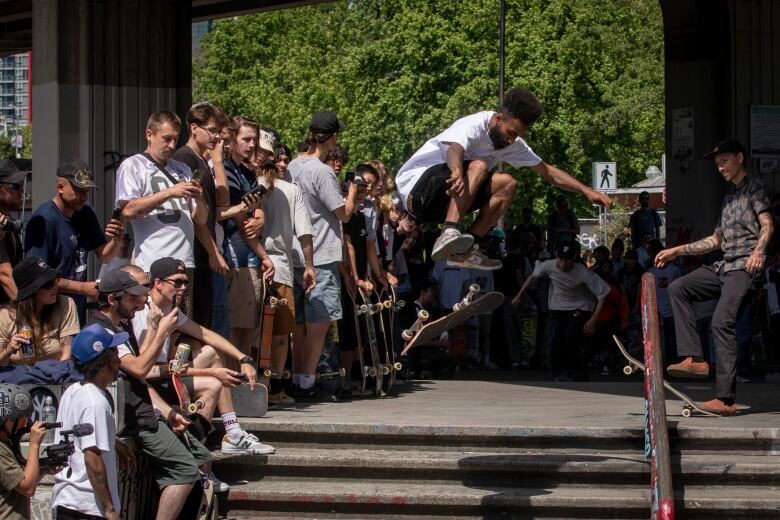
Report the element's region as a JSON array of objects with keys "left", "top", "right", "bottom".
[{"left": 31, "top": 0, "right": 192, "bottom": 220}]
